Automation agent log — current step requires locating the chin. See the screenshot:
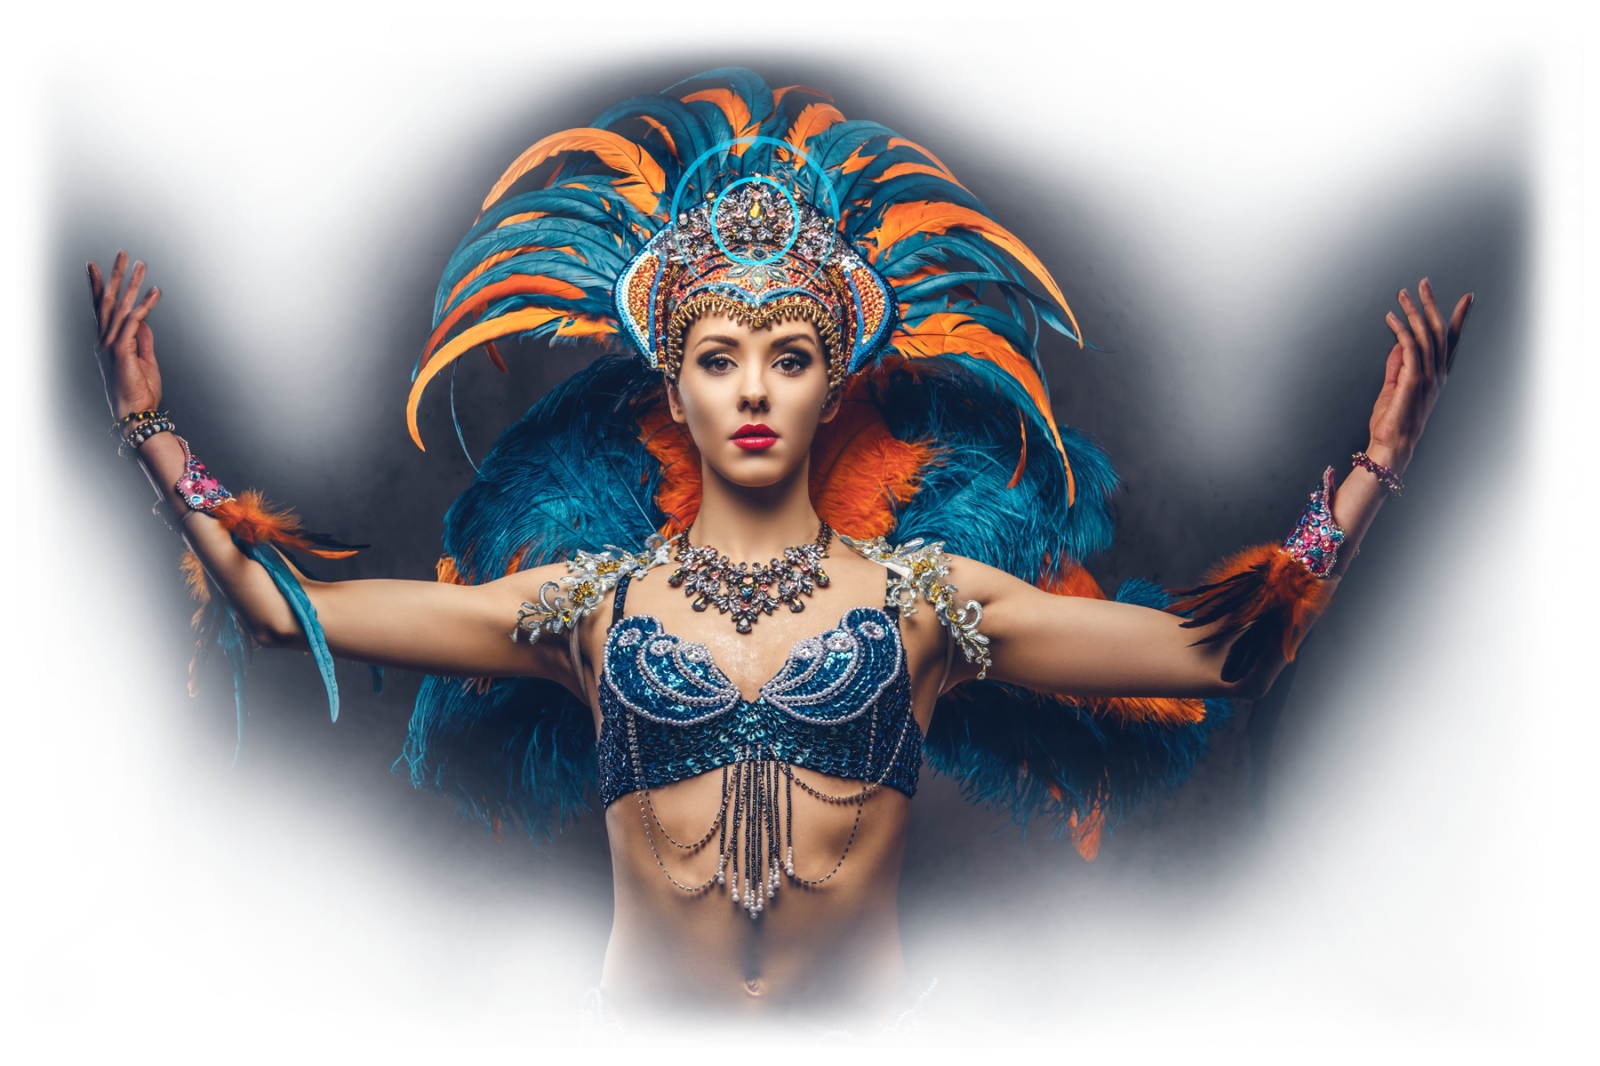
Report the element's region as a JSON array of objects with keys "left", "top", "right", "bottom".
[{"left": 712, "top": 446, "right": 801, "bottom": 488}]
